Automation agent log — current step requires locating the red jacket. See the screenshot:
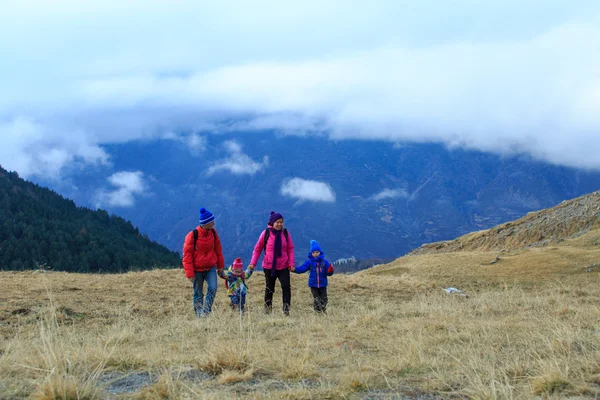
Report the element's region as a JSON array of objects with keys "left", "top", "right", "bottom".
[{"left": 182, "top": 227, "right": 225, "bottom": 278}]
